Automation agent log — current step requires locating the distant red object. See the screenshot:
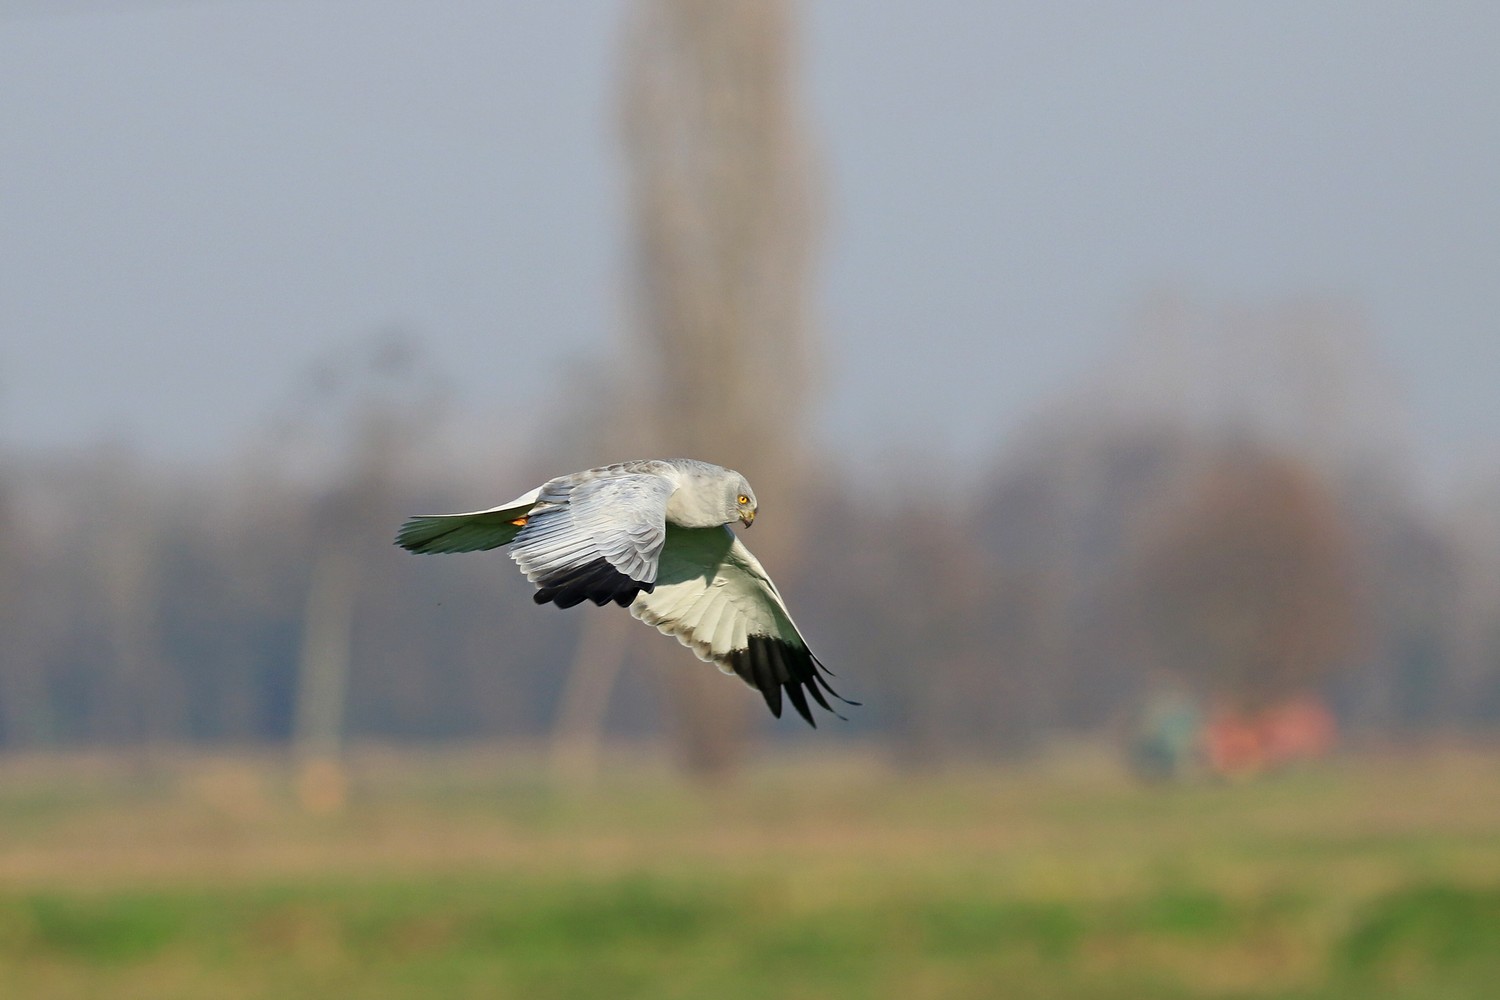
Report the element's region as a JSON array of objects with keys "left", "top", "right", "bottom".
[{"left": 1203, "top": 696, "right": 1336, "bottom": 778}]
